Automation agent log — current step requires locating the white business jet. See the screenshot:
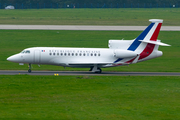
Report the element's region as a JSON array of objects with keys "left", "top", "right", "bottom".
[{"left": 7, "top": 19, "right": 170, "bottom": 73}]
